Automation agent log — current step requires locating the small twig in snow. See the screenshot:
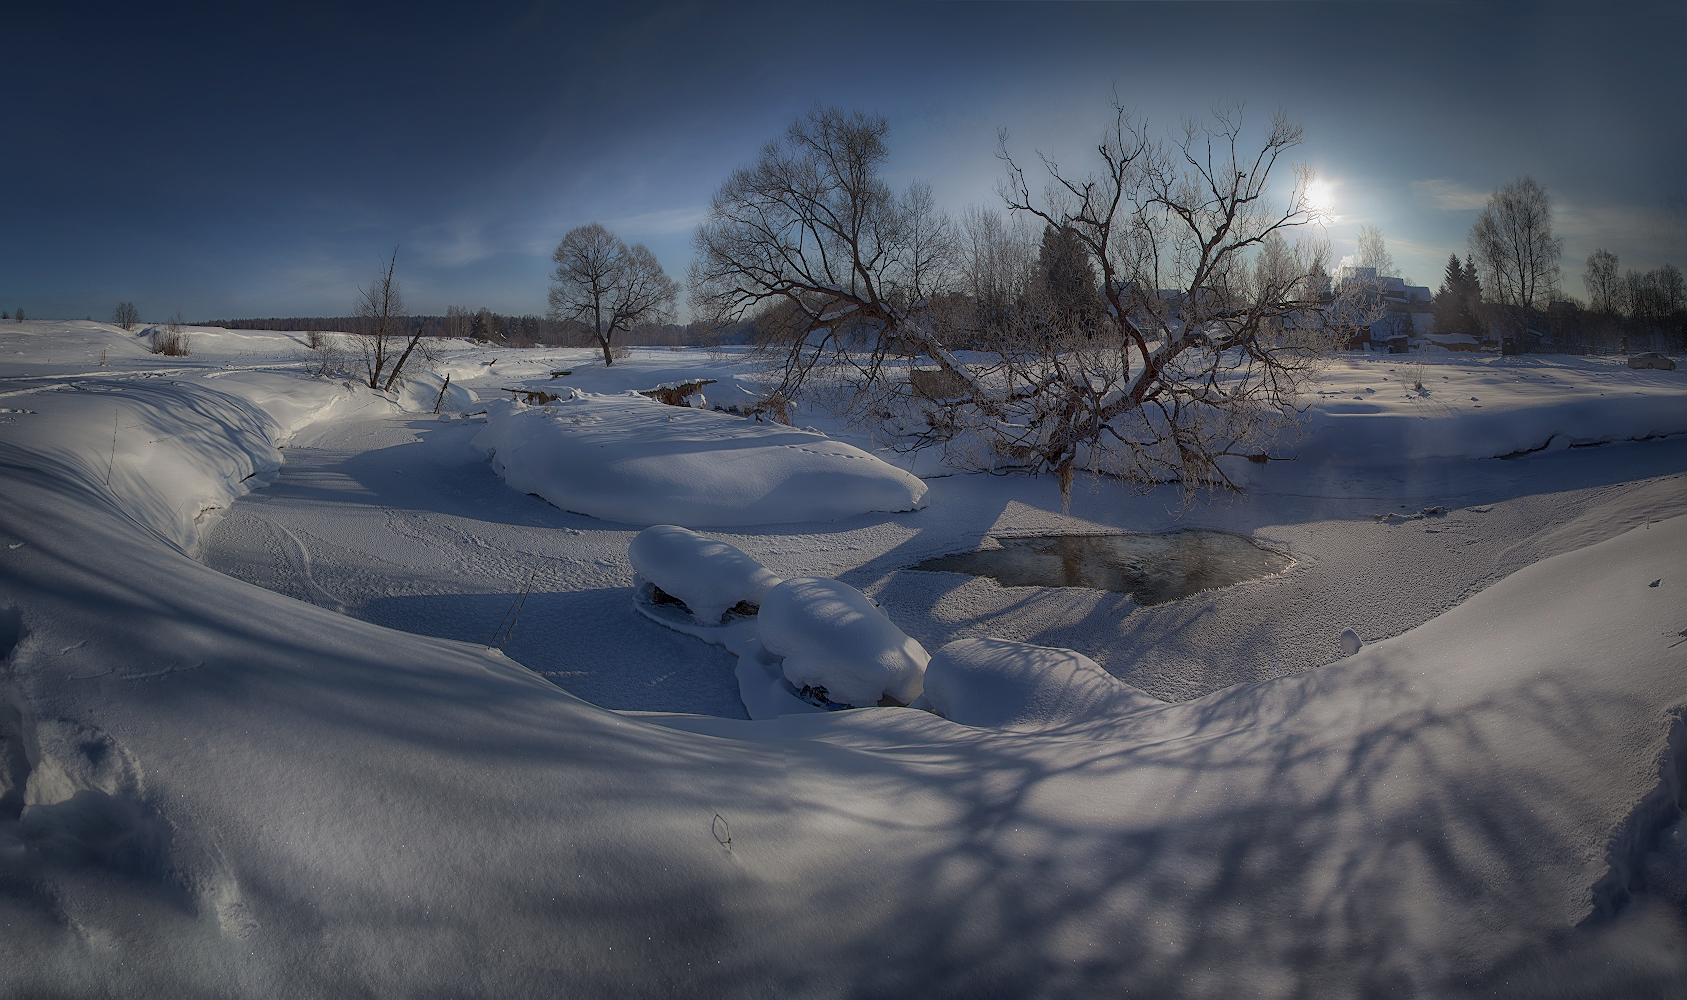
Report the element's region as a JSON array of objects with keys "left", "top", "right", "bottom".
[
  {"left": 488, "top": 562, "right": 543, "bottom": 649},
  {"left": 105, "top": 408, "right": 118, "bottom": 485}
]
